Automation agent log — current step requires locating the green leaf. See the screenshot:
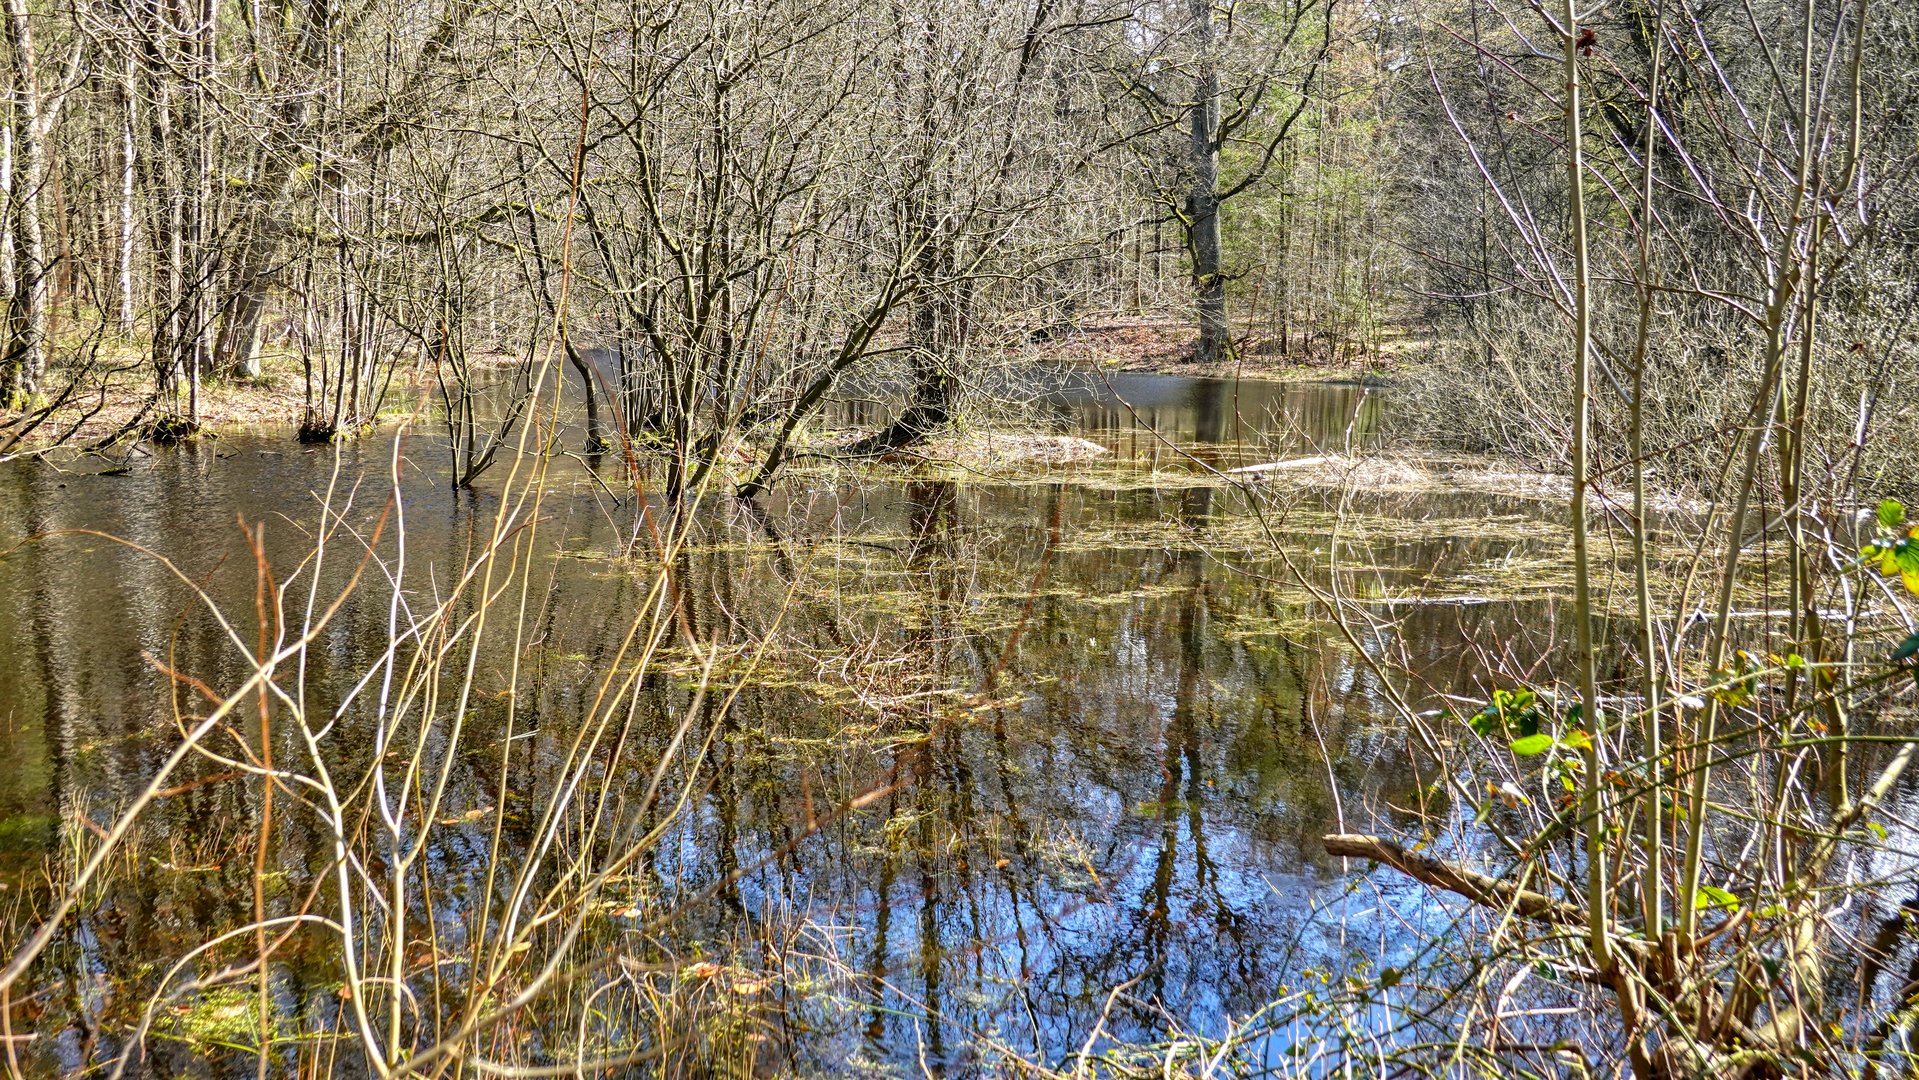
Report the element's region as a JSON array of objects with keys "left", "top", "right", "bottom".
[
  {"left": 1378, "top": 966, "right": 1401, "bottom": 989},
  {"left": 1899, "top": 544, "right": 1919, "bottom": 574},
  {"left": 1560, "top": 728, "right": 1593, "bottom": 751},
  {"left": 1696, "top": 885, "right": 1742, "bottom": 913},
  {"left": 1879, "top": 499, "right": 1907, "bottom": 529},
  {"left": 1466, "top": 686, "right": 1548, "bottom": 738},
  {"left": 1710, "top": 680, "right": 1754, "bottom": 708},
  {"left": 1508, "top": 733, "right": 1555, "bottom": 756}
]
